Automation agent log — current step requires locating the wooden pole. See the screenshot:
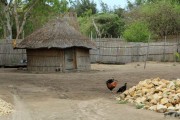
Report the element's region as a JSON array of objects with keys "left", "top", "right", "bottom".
[
  {"left": 90, "top": 31, "right": 92, "bottom": 41},
  {"left": 163, "top": 36, "right": 167, "bottom": 62},
  {"left": 116, "top": 46, "right": 119, "bottom": 63},
  {"left": 144, "top": 35, "right": 151, "bottom": 69},
  {"left": 98, "top": 38, "right": 101, "bottom": 63}
]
